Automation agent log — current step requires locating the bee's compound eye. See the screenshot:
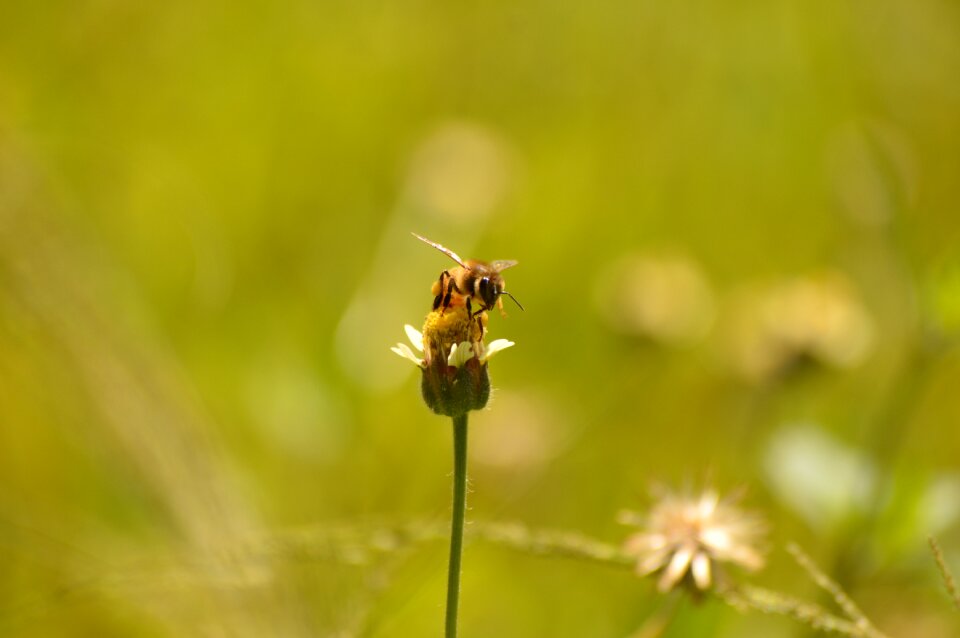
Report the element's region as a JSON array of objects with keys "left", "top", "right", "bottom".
[{"left": 478, "top": 277, "right": 496, "bottom": 307}]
